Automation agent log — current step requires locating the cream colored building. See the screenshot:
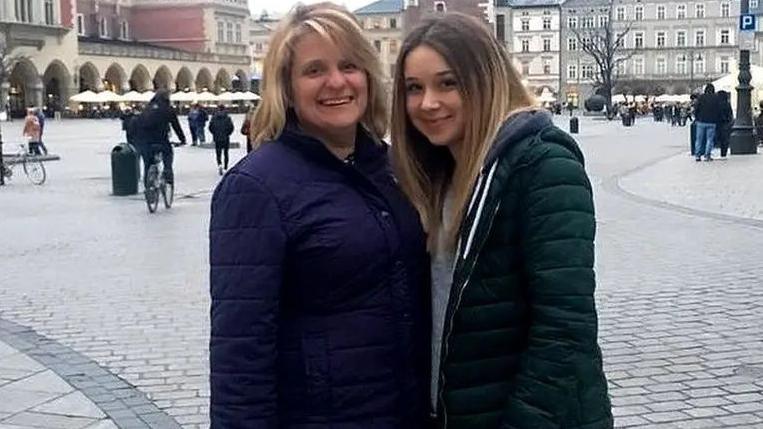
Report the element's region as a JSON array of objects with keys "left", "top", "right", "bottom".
[{"left": 355, "top": 0, "right": 405, "bottom": 80}]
